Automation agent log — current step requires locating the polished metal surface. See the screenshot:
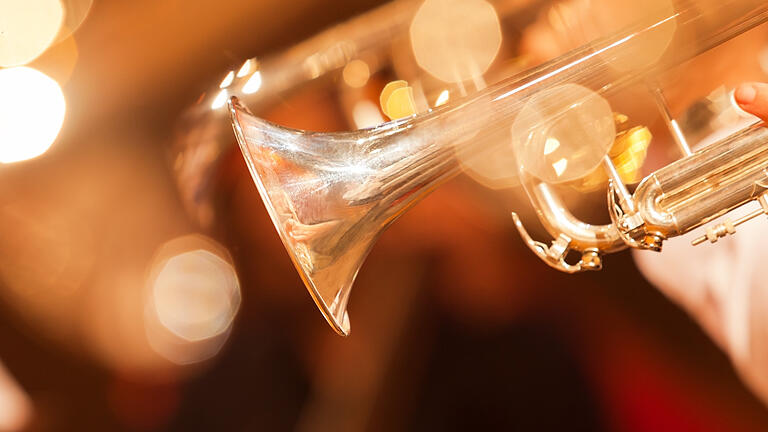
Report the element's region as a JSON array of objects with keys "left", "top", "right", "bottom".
[
  {"left": 634, "top": 124, "right": 768, "bottom": 237},
  {"left": 228, "top": 0, "right": 768, "bottom": 335},
  {"left": 230, "top": 98, "right": 460, "bottom": 335},
  {"left": 171, "top": 0, "right": 541, "bottom": 228}
]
